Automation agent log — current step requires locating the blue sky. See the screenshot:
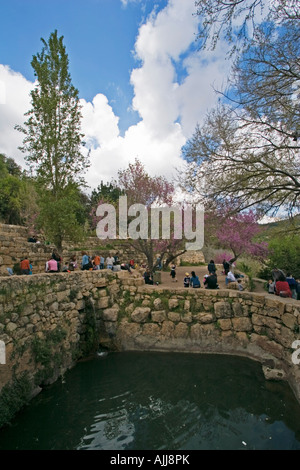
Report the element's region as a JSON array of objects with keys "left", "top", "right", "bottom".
[
  {"left": 1, "top": 0, "right": 169, "bottom": 132},
  {"left": 0, "top": 0, "right": 232, "bottom": 191}
]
